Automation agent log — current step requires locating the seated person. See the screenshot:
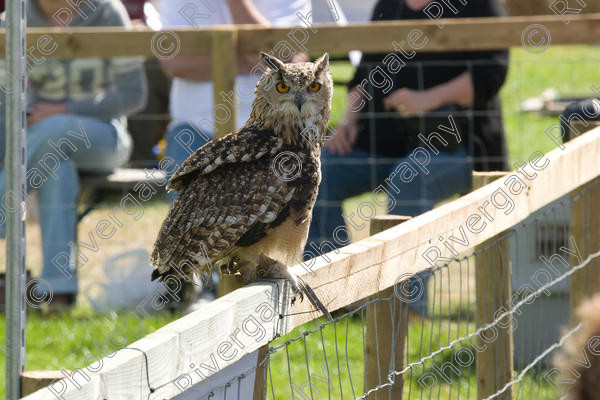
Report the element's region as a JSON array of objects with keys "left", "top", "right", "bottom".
[
  {"left": 309, "top": 0, "right": 509, "bottom": 243},
  {"left": 0, "top": 0, "right": 147, "bottom": 307},
  {"left": 307, "top": 0, "right": 509, "bottom": 310}
]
